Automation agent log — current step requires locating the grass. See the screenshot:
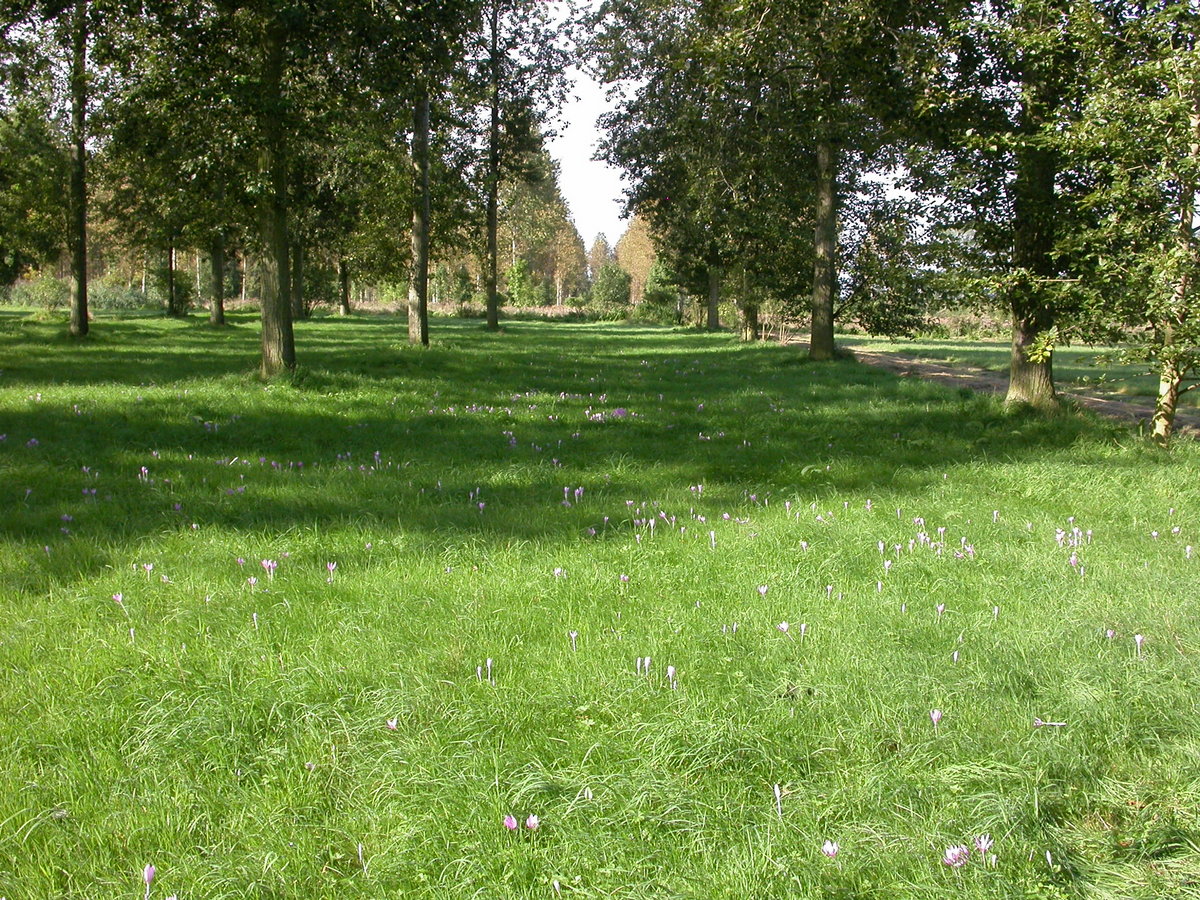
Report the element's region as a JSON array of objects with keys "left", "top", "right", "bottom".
[
  {"left": 838, "top": 333, "right": 1190, "bottom": 405},
  {"left": 1, "top": 309, "right": 1199, "bottom": 899}
]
